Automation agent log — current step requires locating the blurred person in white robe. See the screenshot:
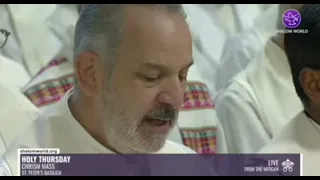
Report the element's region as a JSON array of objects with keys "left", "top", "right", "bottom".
[
  {"left": 183, "top": 57, "right": 227, "bottom": 153},
  {"left": 214, "top": 4, "right": 281, "bottom": 94},
  {"left": 259, "top": 4, "right": 320, "bottom": 176},
  {"left": 0, "top": 82, "right": 39, "bottom": 156},
  {"left": 0, "top": 4, "right": 198, "bottom": 176},
  {"left": 0, "top": 4, "right": 78, "bottom": 76},
  {"left": 215, "top": 4, "right": 304, "bottom": 153},
  {"left": 0, "top": 36, "right": 39, "bottom": 156},
  {"left": 184, "top": 4, "right": 279, "bottom": 97},
  {"left": 0, "top": 29, "right": 30, "bottom": 90}
]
